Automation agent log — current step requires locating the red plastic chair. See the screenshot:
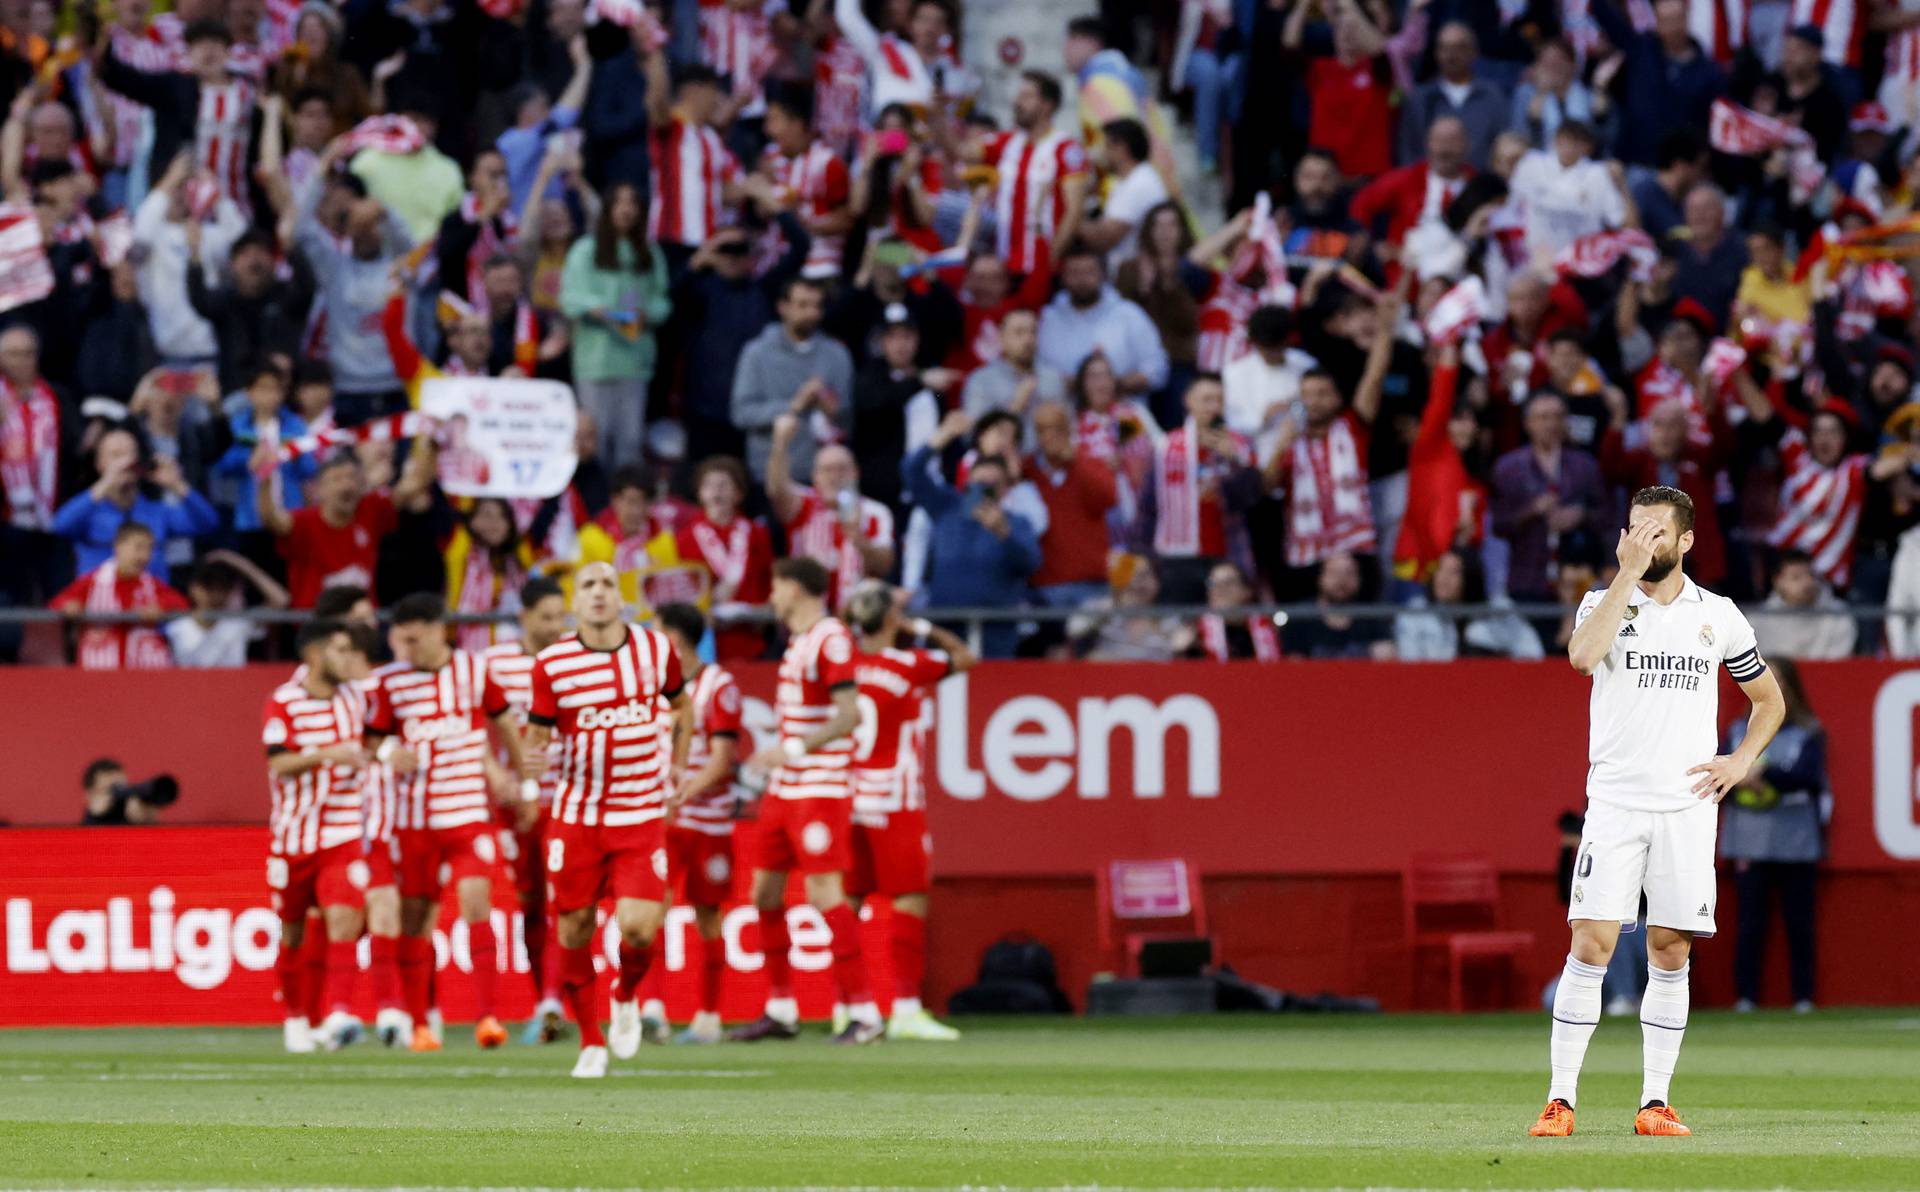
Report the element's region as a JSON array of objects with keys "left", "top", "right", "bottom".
[
  {"left": 1094, "top": 859, "right": 1212, "bottom": 977},
  {"left": 1402, "top": 853, "right": 1535, "bottom": 1012}
]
